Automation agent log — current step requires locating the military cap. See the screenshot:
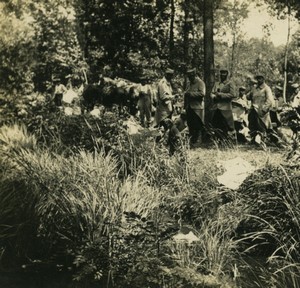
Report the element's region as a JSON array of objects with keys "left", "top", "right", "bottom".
[
  {"left": 255, "top": 74, "right": 265, "bottom": 80},
  {"left": 219, "top": 68, "right": 229, "bottom": 73},
  {"left": 275, "top": 85, "right": 283, "bottom": 91},
  {"left": 239, "top": 86, "right": 246, "bottom": 91},
  {"left": 187, "top": 68, "right": 196, "bottom": 74}
]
